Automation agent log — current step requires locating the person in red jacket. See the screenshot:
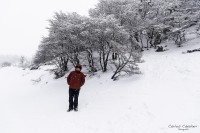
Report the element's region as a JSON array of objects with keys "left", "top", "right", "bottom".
[{"left": 67, "top": 64, "right": 85, "bottom": 112}]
